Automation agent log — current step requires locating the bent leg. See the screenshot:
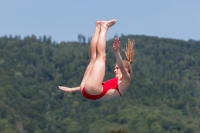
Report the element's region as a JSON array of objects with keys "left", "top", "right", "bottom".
[
  {"left": 80, "top": 21, "right": 101, "bottom": 89},
  {"left": 84, "top": 19, "right": 116, "bottom": 94}
]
